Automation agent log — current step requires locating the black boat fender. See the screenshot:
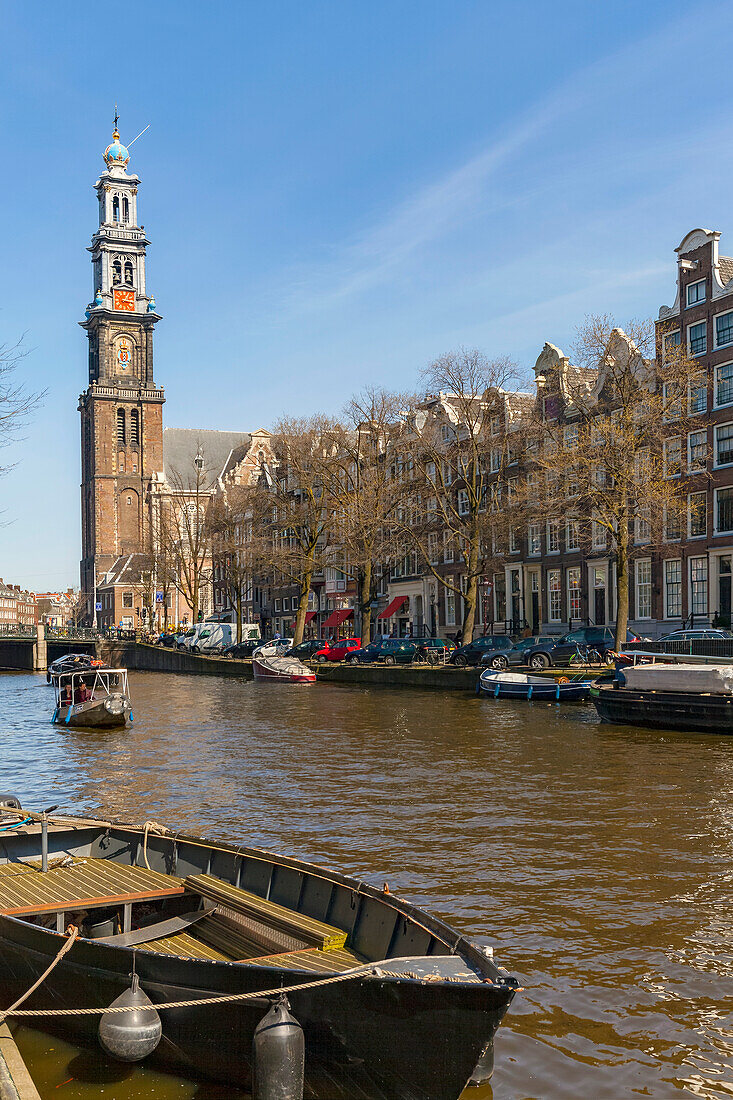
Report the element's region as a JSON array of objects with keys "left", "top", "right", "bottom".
[
  {"left": 98, "top": 972, "right": 162, "bottom": 1063},
  {"left": 253, "top": 994, "right": 304, "bottom": 1100}
]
